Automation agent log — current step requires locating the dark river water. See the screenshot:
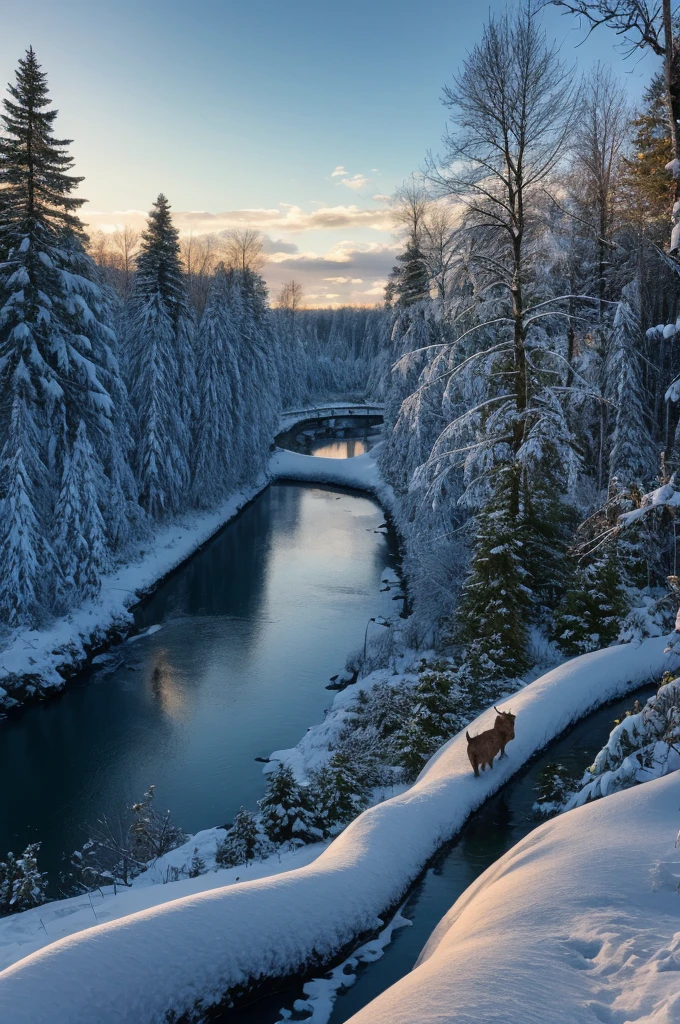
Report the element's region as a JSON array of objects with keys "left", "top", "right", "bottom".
[
  {"left": 0, "top": 482, "right": 400, "bottom": 881},
  {"left": 225, "top": 683, "right": 656, "bottom": 1024}
]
